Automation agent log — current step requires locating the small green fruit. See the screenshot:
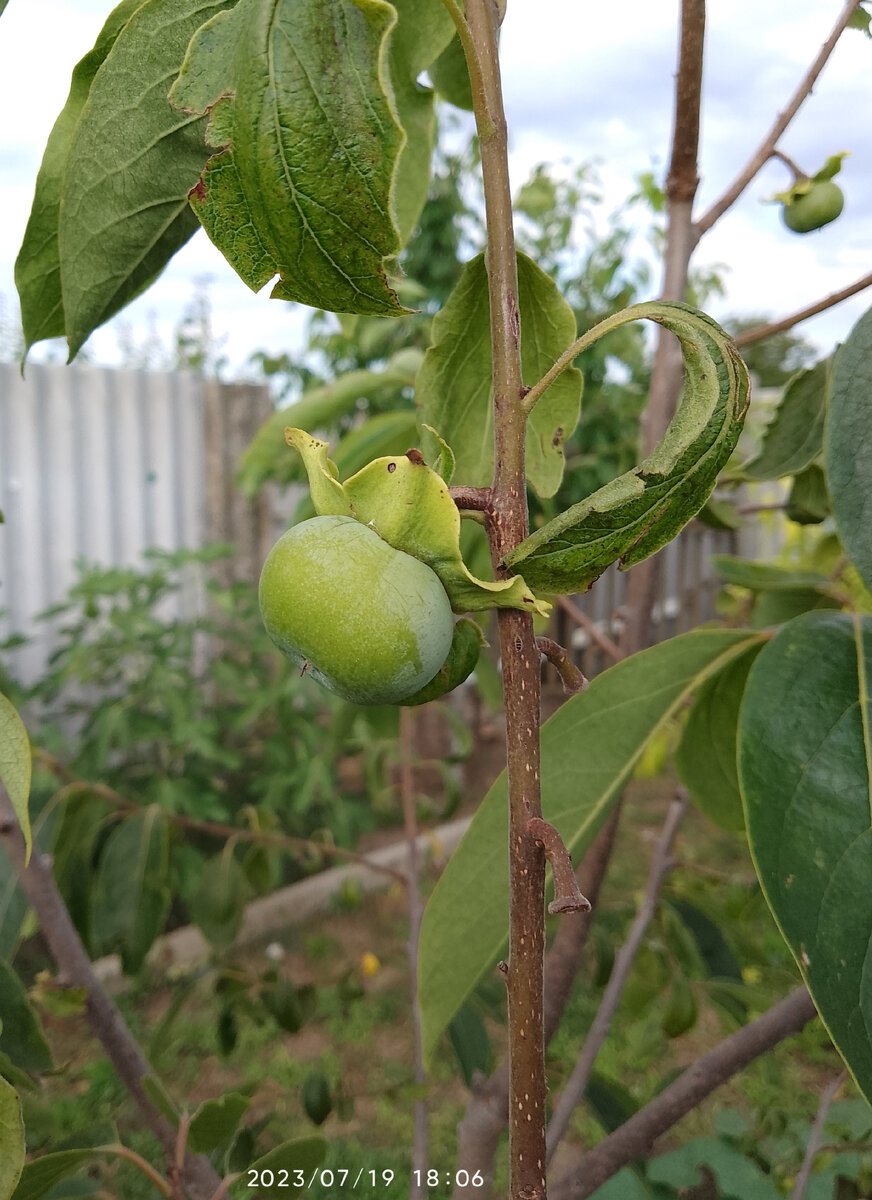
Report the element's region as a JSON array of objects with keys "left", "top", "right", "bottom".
[
  {"left": 661, "top": 977, "right": 698, "bottom": 1039},
  {"left": 781, "top": 180, "right": 844, "bottom": 233},
  {"left": 259, "top": 514, "right": 454, "bottom": 705},
  {"left": 302, "top": 1071, "right": 332, "bottom": 1126}
]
